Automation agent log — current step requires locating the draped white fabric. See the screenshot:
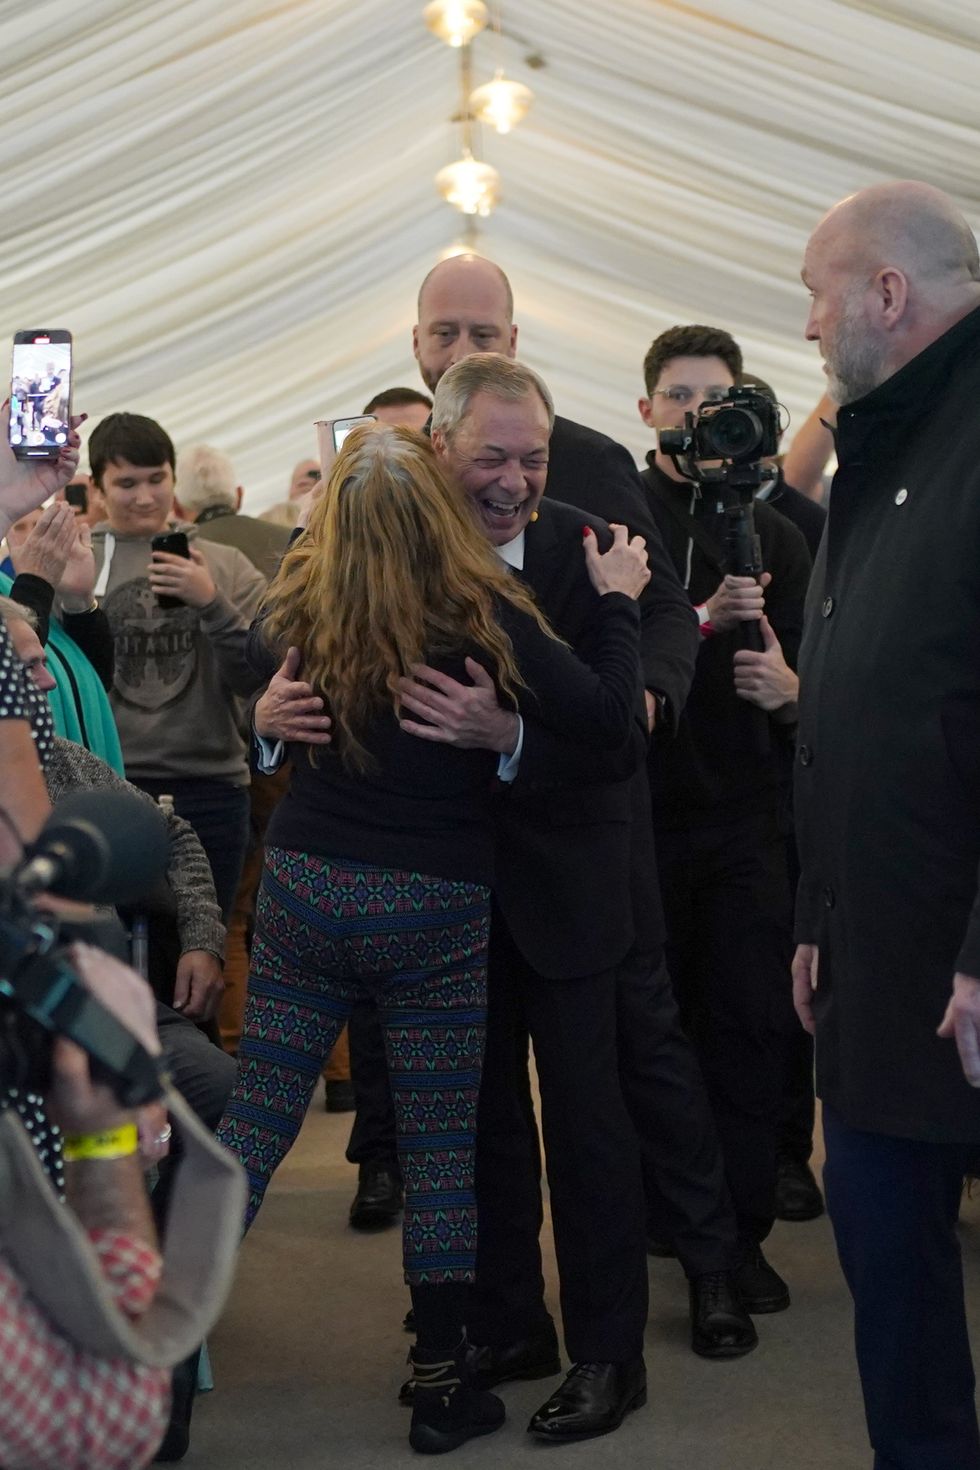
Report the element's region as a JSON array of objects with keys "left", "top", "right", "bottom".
[{"left": 2, "top": 1, "right": 978, "bottom": 509}]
